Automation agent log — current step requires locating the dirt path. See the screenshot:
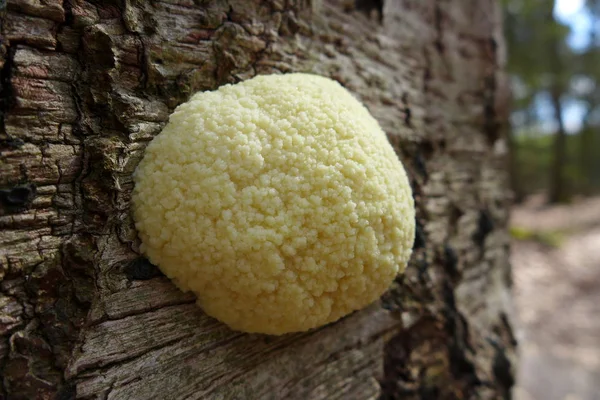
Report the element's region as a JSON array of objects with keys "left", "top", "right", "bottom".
[{"left": 511, "top": 196, "right": 600, "bottom": 400}]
